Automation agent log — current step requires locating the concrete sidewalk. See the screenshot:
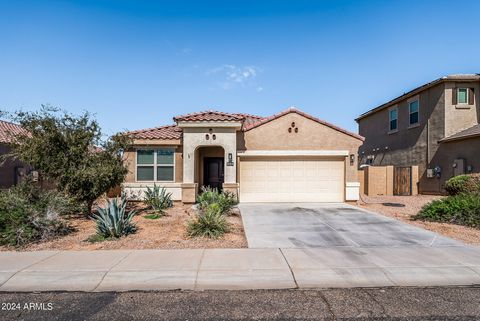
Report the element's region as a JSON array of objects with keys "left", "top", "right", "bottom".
[{"left": 1, "top": 246, "right": 480, "bottom": 292}]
